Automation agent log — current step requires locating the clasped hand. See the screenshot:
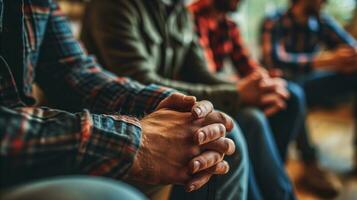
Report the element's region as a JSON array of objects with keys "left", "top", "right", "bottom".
[
  {"left": 128, "top": 93, "right": 236, "bottom": 192},
  {"left": 237, "top": 67, "right": 290, "bottom": 116}
]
